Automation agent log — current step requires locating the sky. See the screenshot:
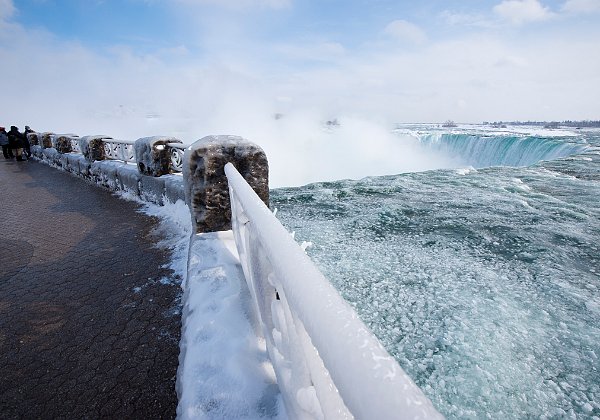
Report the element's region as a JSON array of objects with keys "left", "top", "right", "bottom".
[{"left": 1, "top": 0, "right": 599, "bottom": 185}]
